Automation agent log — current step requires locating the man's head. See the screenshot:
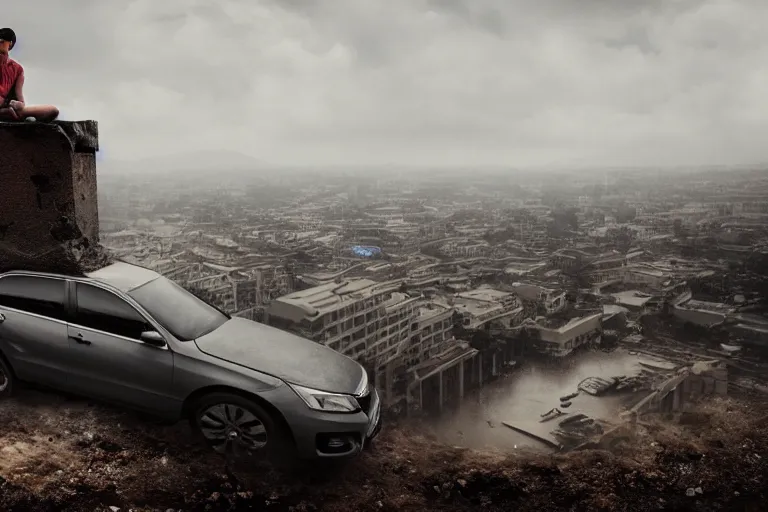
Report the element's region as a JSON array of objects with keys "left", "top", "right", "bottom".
[{"left": 0, "top": 28, "right": 16, "bottom": 54}]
